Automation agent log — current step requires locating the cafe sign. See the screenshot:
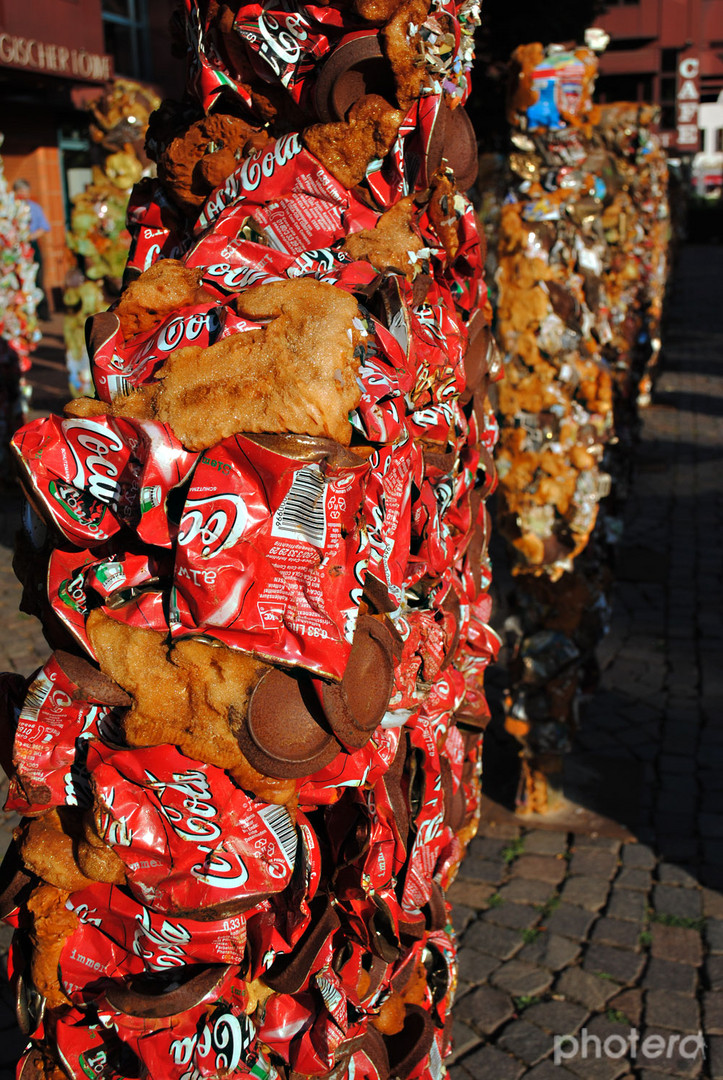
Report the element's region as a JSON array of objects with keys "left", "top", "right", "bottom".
[
  {"left": 0, "top": 31, "right": 113, "bottom": 82},
  {"left": 676, "top": 52, "right": 701, "bottom": 151}
]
